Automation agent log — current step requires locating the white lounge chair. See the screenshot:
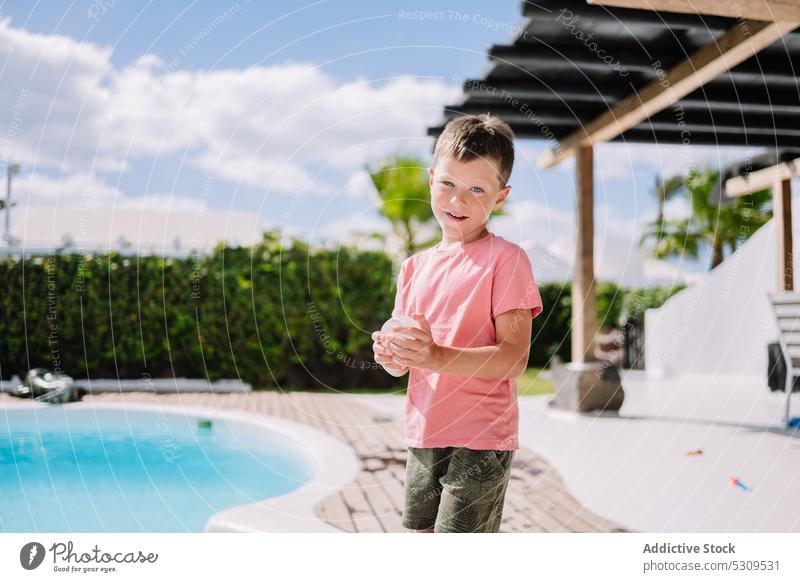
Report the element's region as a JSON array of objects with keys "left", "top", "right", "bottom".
[{"left": 769, "top": 292, "right": 800, "bottom": 429}]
